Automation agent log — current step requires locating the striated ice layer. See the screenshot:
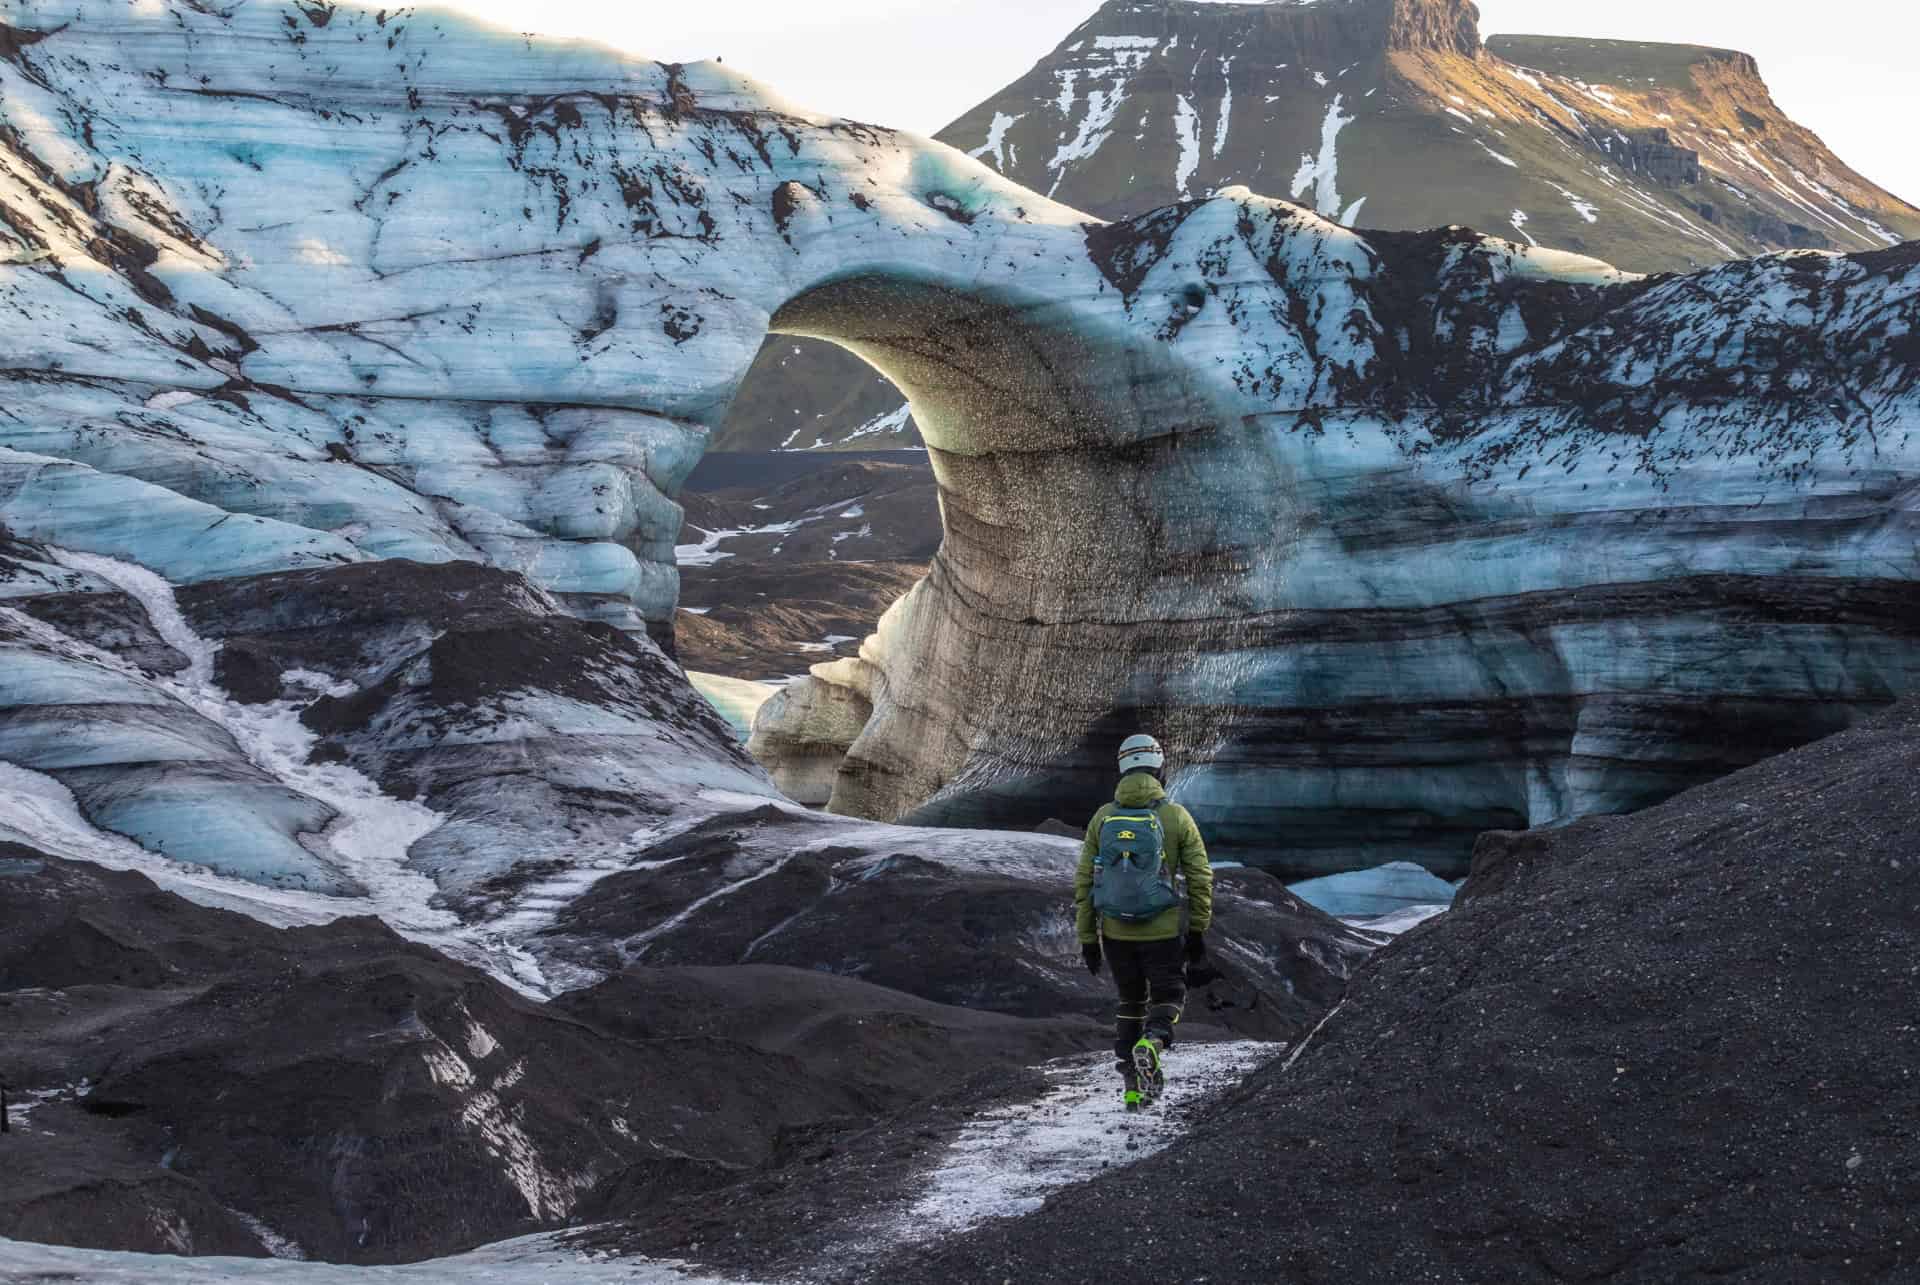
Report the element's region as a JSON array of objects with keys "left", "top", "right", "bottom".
[
  {"left": 0, "top": 580, "right": 354, "bottom": 892},
  {"left": 0, "top": 550, "right": 775, "bottom": 993}
]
